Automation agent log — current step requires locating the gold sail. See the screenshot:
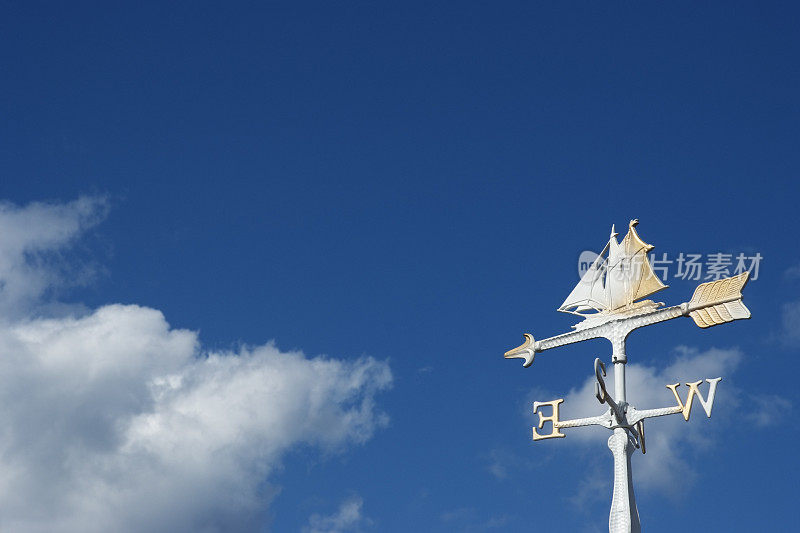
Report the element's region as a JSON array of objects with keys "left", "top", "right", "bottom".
[
  {"left": 622, "top": 219, "right": 653, "bottom": 256},
  {"left": 622, "top": 219, "right": 667, "bottom": 303},
  {"left": 633, "top": 252, "right": 668, "bottom": 301}
]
